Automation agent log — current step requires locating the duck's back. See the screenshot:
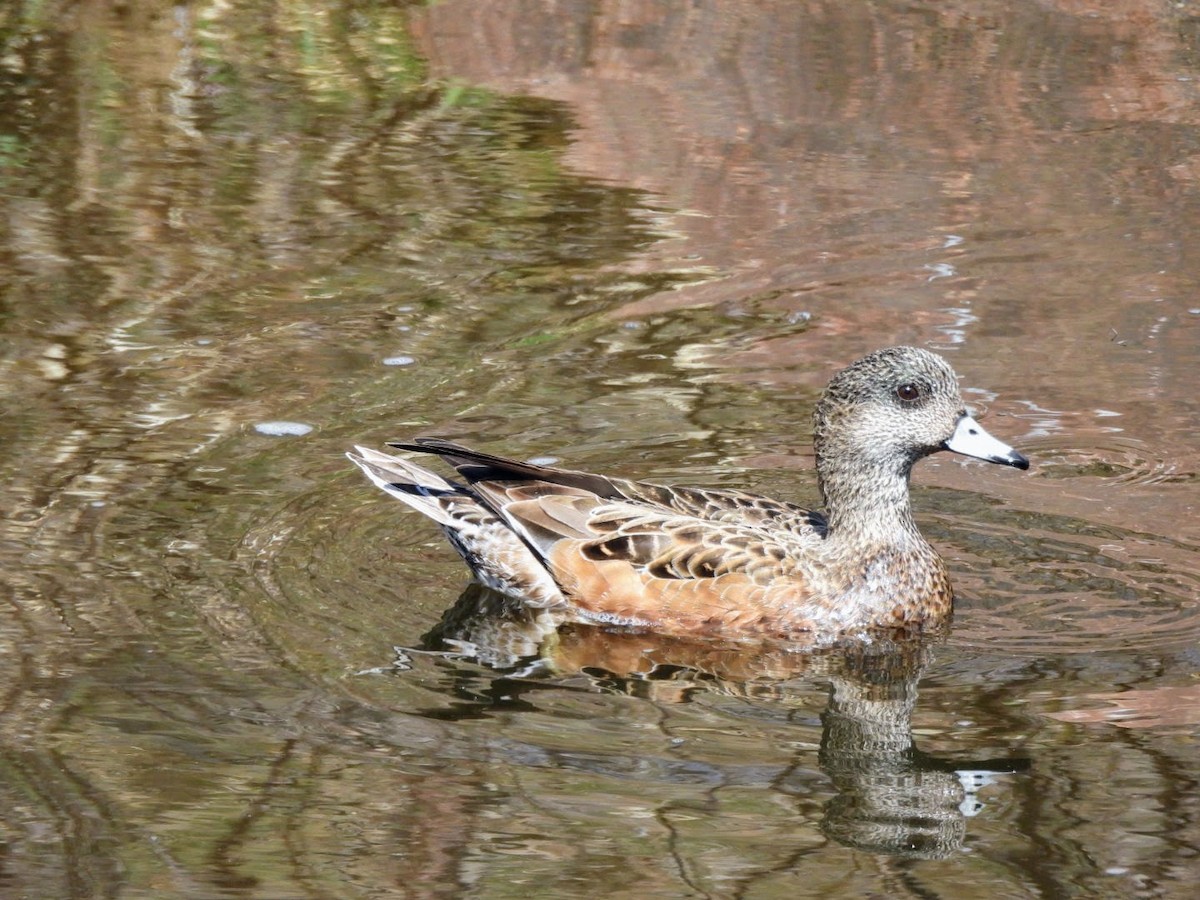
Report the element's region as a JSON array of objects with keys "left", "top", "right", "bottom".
[{"left": 451, "top": 463, "right": 852, "bottom": 634}]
